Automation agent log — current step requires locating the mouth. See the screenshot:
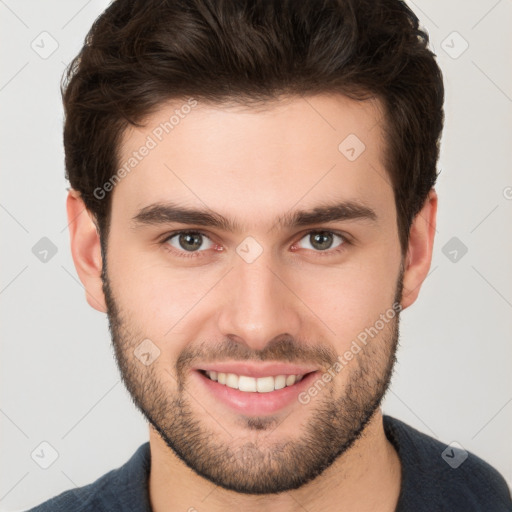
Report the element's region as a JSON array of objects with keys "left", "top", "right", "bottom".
[
  {"left": 198, "top": 369, "right": 316, "bottom": 393},
  {"left": 193, "top": 368, "right": 321, "bottom": 416}
]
